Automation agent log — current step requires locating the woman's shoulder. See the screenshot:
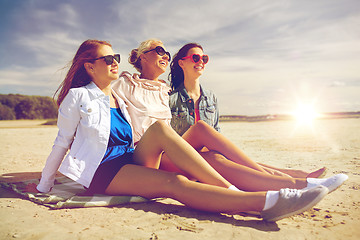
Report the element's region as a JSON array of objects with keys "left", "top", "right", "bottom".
[
  {"left": 68, "top": 85, "right": 89, "bottom": 96},
  {"left": 169, "top": 88, "right": 180, "bottom": 97},
  {"left": 116, "top": 71, "right": 133, "bottom": 84},
  {"left": 112, "top": 72, "right": 134, "bottom": 91},
  {"left": 201, "top": 86, "right": 217, "bottom": 99},
  {"left": 68, "top": 82, "right": 104, "bottom": 99}
]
